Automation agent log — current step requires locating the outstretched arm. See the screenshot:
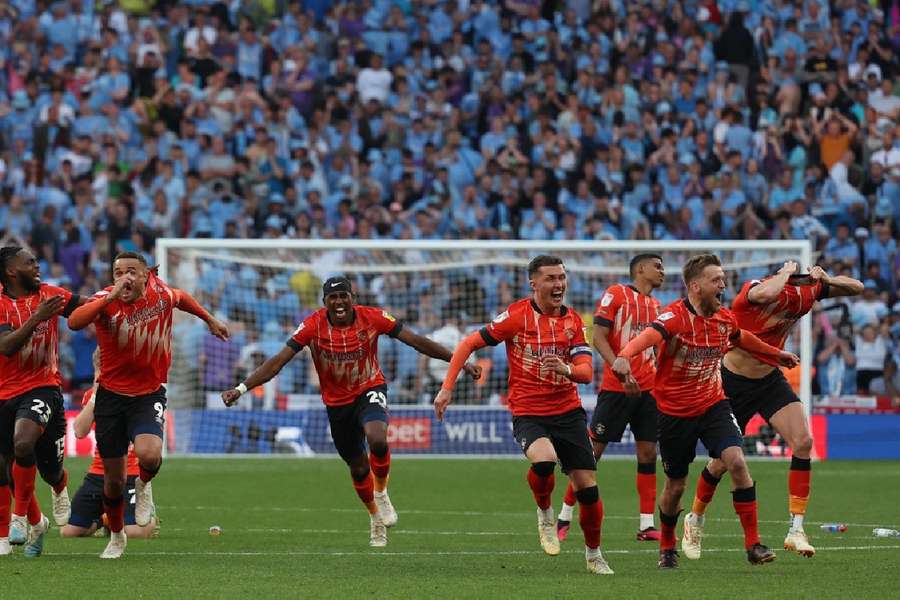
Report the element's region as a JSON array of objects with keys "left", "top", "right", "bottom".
[
  {"left": 433, "top": 331, "right": 488, "bottom": 421},
  {"left": 395, "top": 327, "right": 482, "bottom": 379},
  {"left": 747, "top": 260, "right": 797, "bottom": 304},
  {"left": 174, "top": 289, "right": 229, "bottom": 340},
  {"left": 222, "top": 345, "right": 297, "bottom": 407}
]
